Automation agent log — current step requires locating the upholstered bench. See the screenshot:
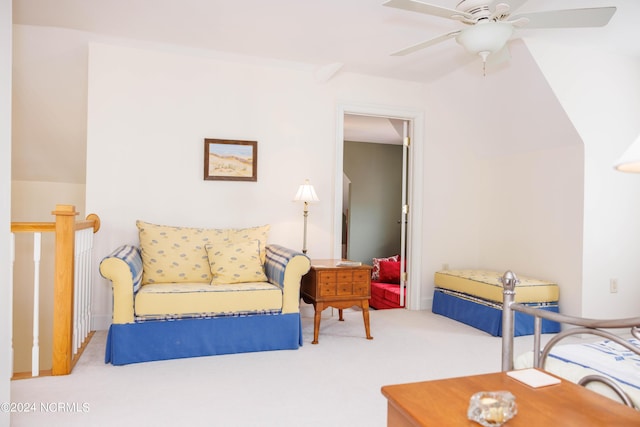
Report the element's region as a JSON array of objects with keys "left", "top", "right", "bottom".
[{"left": 432, "top": 269, "right": 561, "bottom": 336}]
